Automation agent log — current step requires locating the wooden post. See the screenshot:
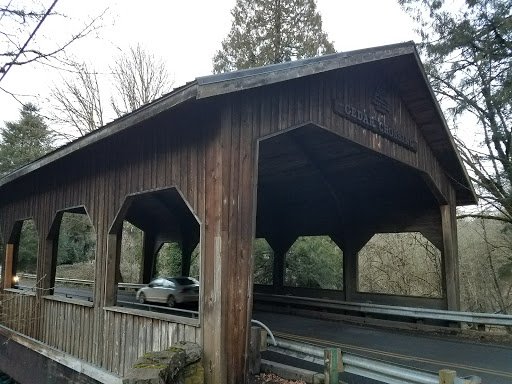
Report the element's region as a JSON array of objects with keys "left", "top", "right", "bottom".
[
  {"left": 342, "top": 244, "right": 357, "bottom": 302},
  {"left": 248, "top": 326, "right": 262, "bottom": 375},
  {"left": 439, "top": 369, "right": 456, "bottom": 384},
  {"left": 105, "top": 233, "right": 120, "bottom": 307},
  {"left": 331, "top": 234, "right": 356, "bottom": 302},
  {"left": 141, "top": 232, "right": 156, "bottom": 284},
  {"left": 267, "top": 235, "right": 296, "bottom": 295},
  {"left": 181, "top": 238, "right": 197, "bottom": 277},
  {"left": 48, "top": 237, "right": 59, "bottom": 295},
  {"left": 259, "top": 329, "right": 267, "bottom": 352},
  {"left": 201, "top": 99, "right": 258, "bottom": 384},
  {"left": 272, "top": 249, "right": 285, "bottom": 294},
  {"left": 324, "top": 348, "right": 343, "bottom": 384},
  {"left": 4, "top": 244, "right": 14, "bottom": 289},
  {"left": 332, "top": 231, "right": 373, "bottom": 302},
  {"left": 441, "top": 203, "right": 460, "bottom": 311}
]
